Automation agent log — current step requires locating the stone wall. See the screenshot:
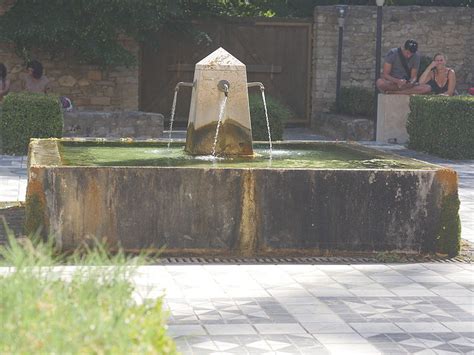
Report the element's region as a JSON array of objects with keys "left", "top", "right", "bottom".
[
  {"left": 0, "top": 1, "right": 139, "bottom": 111},
  {"left": 312, "top": 6, "right": 474, "bottom": 124}
]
